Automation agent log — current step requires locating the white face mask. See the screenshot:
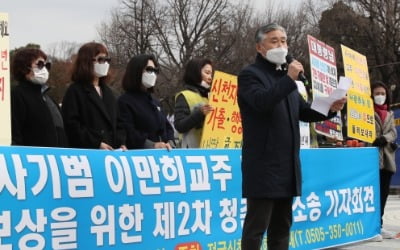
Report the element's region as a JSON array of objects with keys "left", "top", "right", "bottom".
[
  {"left": 374, "top": 95, "right": 386, "bottom": 105},
  {"left": 142, "top": 72, "right": 157, "bottom": 88},
  {"left": 31, "top": 67, "right": 49, "bottom": 85},
  {"left": 265, "top": 47, "right": 288, "bottom": 65},
  {"left": 94, "top": 62, "right": 109, "bottom": 77},
  {"left": 200, "top": 80, "right": 211, "bottom": 89}
]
